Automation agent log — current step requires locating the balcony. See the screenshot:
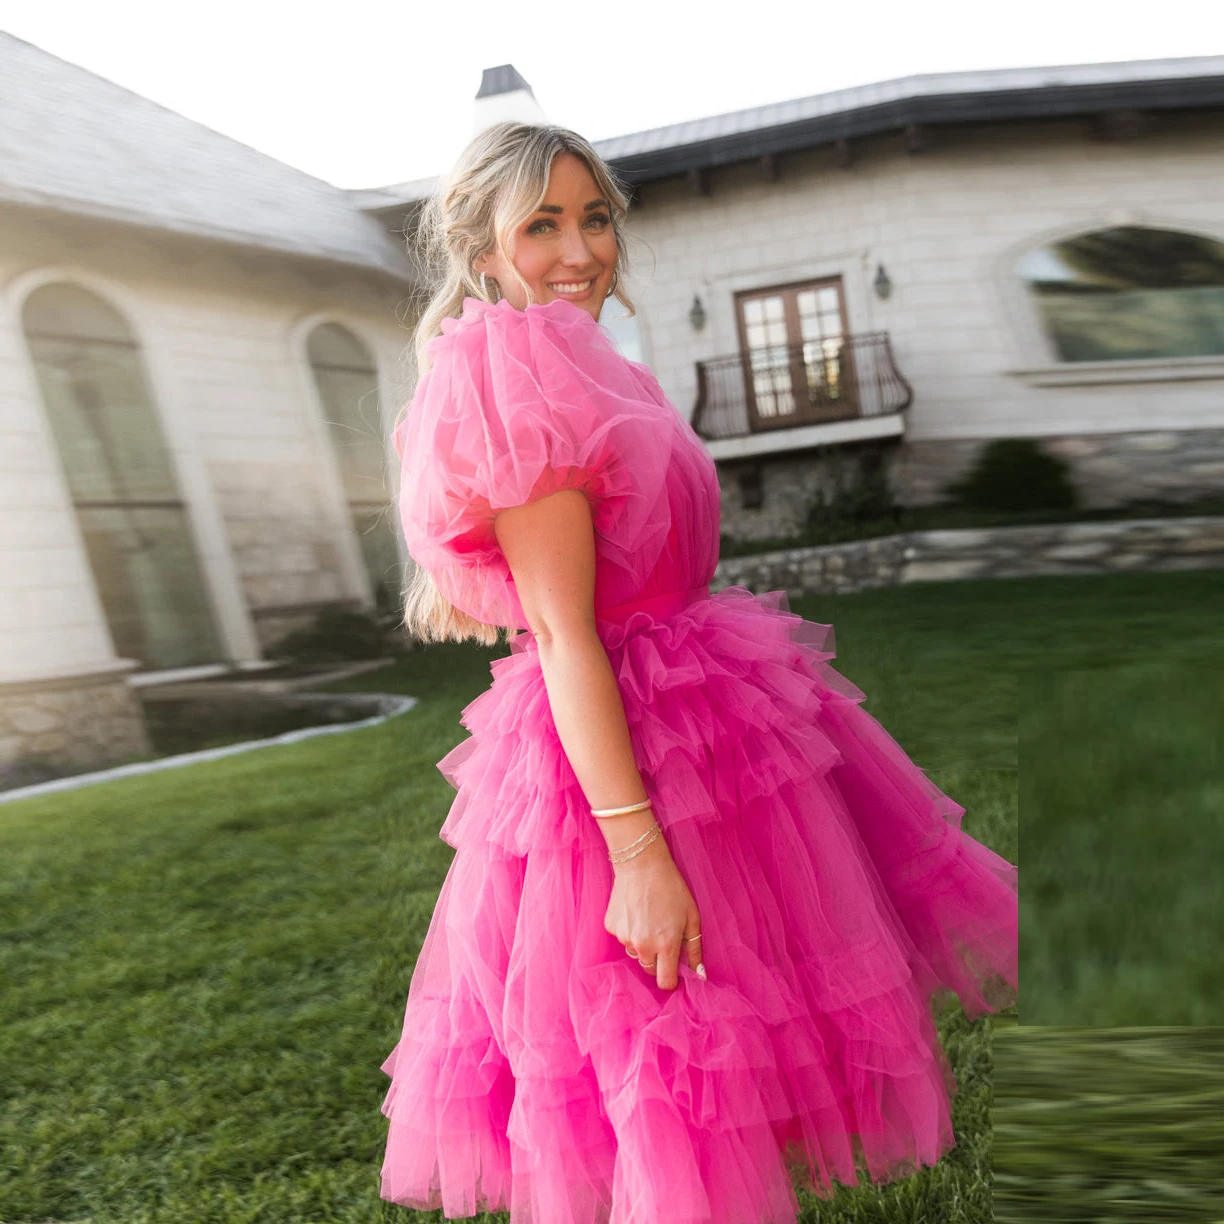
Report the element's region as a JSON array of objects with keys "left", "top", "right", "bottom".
[{"left": 692, "top": 332, "right": 914, "bottom": 458}]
